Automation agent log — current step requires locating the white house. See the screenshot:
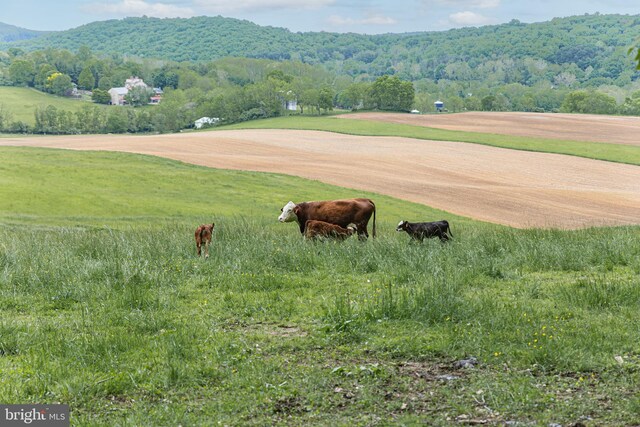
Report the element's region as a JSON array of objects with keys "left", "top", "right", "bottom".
[
  {"left": 108, "top": 76, "right": 162, "bottom": 105},
  {"left": 285, "top": 99, "right": 297, "bottom": 111}
]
